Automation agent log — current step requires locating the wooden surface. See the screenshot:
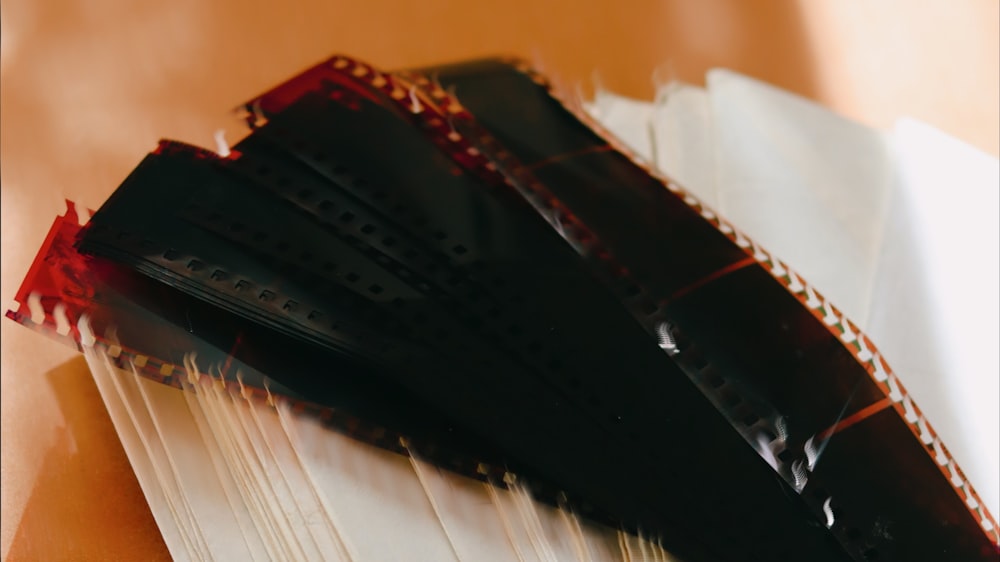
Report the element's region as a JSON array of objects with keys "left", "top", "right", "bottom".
[{"left": 2, "top": 1, "right": 997, "bottom": 559}]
